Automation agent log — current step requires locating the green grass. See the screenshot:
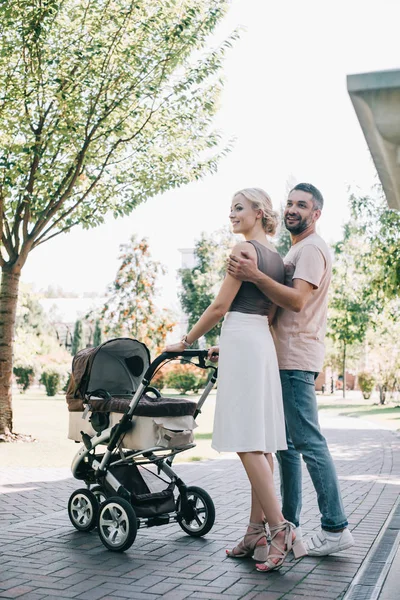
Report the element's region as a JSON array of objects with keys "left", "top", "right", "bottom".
[
  {"left": 188, "top": 456, "right": 203, "bottom": 461},
  {"left": 318, "top": 398, "right": 400, "bottom": 426},
  {"left": 318, "top": 403, "right": 365, "bottom": 411},
  {"left": 194, "top": 432, "right": 213, "bottom": 440}
]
